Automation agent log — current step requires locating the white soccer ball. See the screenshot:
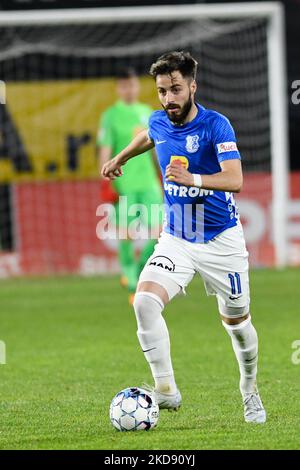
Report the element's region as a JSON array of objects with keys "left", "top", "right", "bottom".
[{"left": 109, "top": 387, "right": 159, "bottom": 431}]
